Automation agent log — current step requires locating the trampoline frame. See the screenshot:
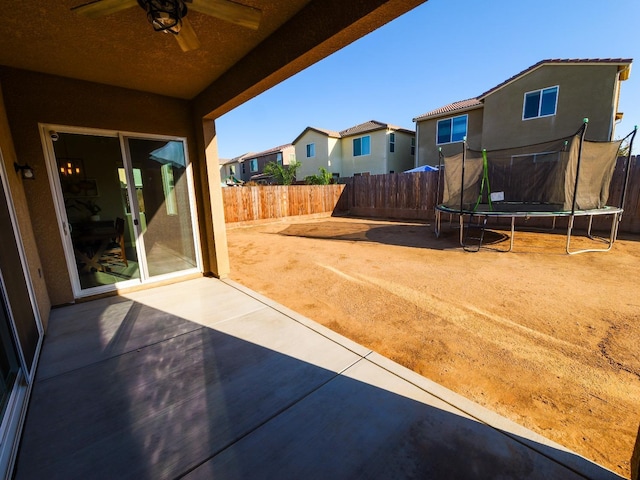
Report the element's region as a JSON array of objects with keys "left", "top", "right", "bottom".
[
  {"left": 433, "top": 120, "right": 637, "bottom": 254},
  {"left": 434, "top": 204, "right": 623, "bottom": 254}
]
